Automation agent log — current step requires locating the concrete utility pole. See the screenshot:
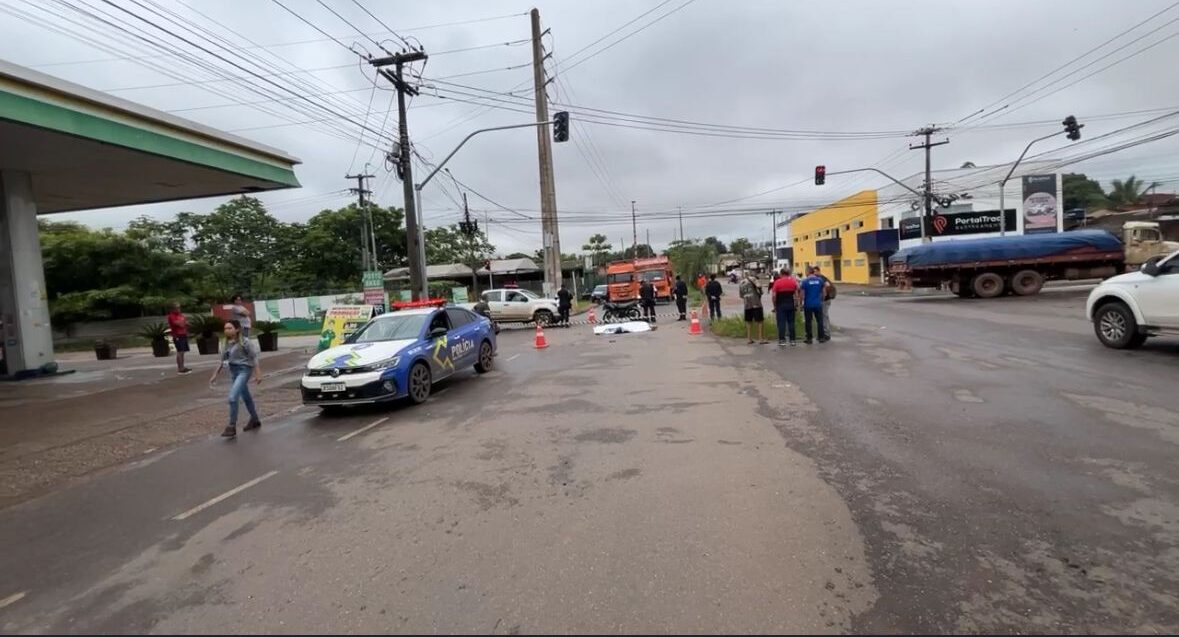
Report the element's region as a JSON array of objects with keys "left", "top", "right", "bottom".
[
  {"left": 531, "top": 8, "right": 561, "bottom": 297},
  {"left": 631, "top": 200, "right": 637, "bottom": 258},
  {"left": 678, "top": 206, "right": 684, "bottom": 242},
  {"left": 910, "top": 126, "right": 948, "bottom": 243},
  {"left": 369, "top": 49, "right": 427, "bottom": 299},
  {"left": 346, "top": 172, "right": 375, "bottom": 270},
  {"left": 767, "top": 209, "right": 778, "bottom": 269}
]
